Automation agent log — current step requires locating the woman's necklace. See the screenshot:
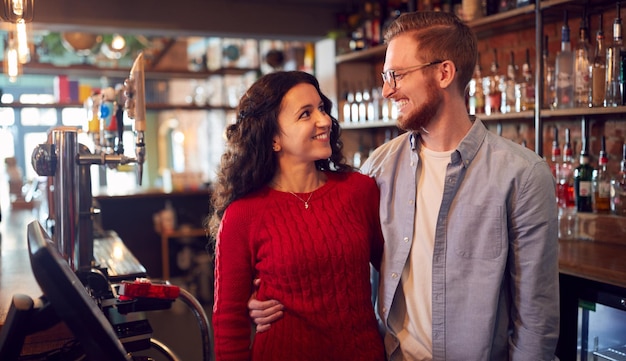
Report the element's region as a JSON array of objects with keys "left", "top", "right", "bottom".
[
  {"left": 287, "top": 191, "right": 314, "bottom": 209},
  {"left": 271, "top": 181, "right": 316, "bottom": 210}
]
